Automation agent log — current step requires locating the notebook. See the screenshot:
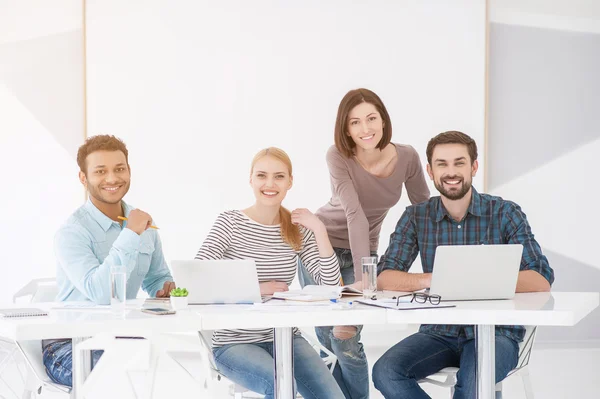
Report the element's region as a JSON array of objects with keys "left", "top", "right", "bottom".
[
  {"left": 272, "top": 285, "right": 362, "bottom": 302},
  {"left": 0, "top": 308, "right": 48, "bottom": 318},
  {"left": 354, "top": 298, "right": 456, "bottom": 311}
]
